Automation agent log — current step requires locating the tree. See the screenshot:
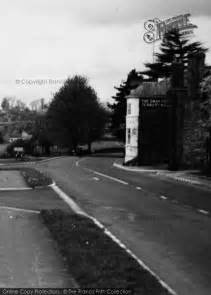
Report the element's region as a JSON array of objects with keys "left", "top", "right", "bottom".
[
  {"left": 47, "top": 75, "right": 108, "bottom": 152},
  {"left": 1, "top": 98, "right": 10, "bottom": 111},
  {"left": 84, "top": 103, "right": 108, "bottom": 153},
  {"left": 31, "top": 114, "right": 52, "bottom": 155},
  {"left": 141, "top": 29, "right": 207, "bottom": 79},
  {"left": 200, "top": 75, "right": 211, "bottom": 129},
  {"left": 109, "top": 69, "right": 143, "bottom": 141},
  {"left": 200, "top": 75, "right": 211, "bottom": 171},
  {"left": 1, "top": 97, "right": 16, "bottom": 111},
  {"left": 0, "top": 97, "right": 37, "bottom": 140}
]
